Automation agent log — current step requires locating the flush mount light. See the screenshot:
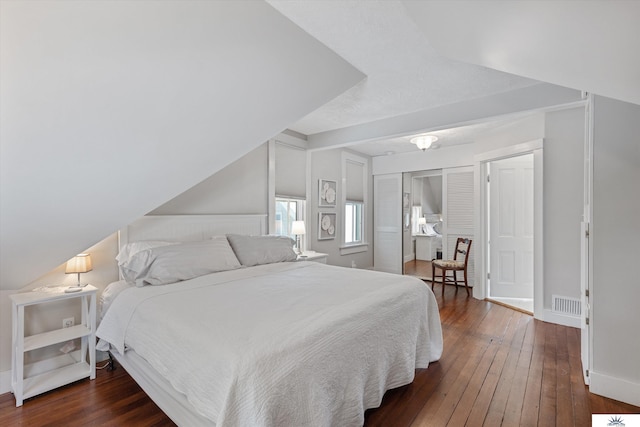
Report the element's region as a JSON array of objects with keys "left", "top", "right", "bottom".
[{"left": 410, "top": 135, "right": 438, "bottom": 151}]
